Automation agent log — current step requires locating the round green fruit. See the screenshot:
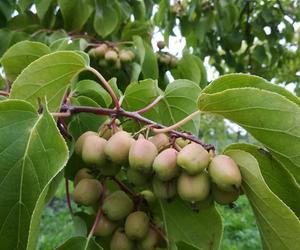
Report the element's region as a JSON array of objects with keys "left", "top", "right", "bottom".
[
  {"left": 98, "top": 119, "right": 122, "bottom": 140},
  {"left": 102, "top": 191, "right": 134, "bottom": 221},
  {"left": 94, "top": 215, "right": 117, "bottom": 237},
  {"left": 140, "top": 190, "right": 156, "bottom": 204},
  {"left": 127, "top": 168, "right": 149, "bottom": 186},
  {"left": 104, "top": 131, "right": 134, "bottom": 165},
  {"left": 73, "top": 168, "right": 94, "bottom": 187},
  {"left": 208, "top": 155, "right": 242, "bottom": 191},
  {"left": 94, "top": 43, "right": 108, "bottom": 57},
  {"left": 137, "top": 228, "right": 159, "bottom": 250},
  {"left": 81, "top": 135, "right": 107, "bottom": 167},
  {"left": 125, "top": 211, "right": 149, "bottom": 240},
  {"left": 152, "top": 177, "right": 177, "bottom": 199},
  {"left": 177, "top": 143, "right": 210, "bottom": 174},
  {"left": 129, "top": 136, "right": 158, "bottom": 173},
  {"left": 153, "top": 148, "right": 179, "bottom": 181},
  {"left": 177, "top": 171, "right": 210, "bottom": 202},
  {"left": 73, "top": 179, "right": 102, "bottom": 206},
  {"left": 74, "top": 131, "right": 98, "bottom": 155},
  {"left": 148, "top": 133, "right": 169, "bottom": 152},
  {"left": 175, "top": 137, "right": 190, "bottom": 148},
  {"left": 211, "top": 184, "right": 240, "bottom": 205},
  {"left": 157, "top": 40, "right": 165, "bottom": 50},
  {"left": 119, "top": 50, "right": 135, "bottom": 63},
  {"left": 110, "top": 228, "right": 135, "bottom": 250},
  {"left": 105, "top": 49, "right": 118, "bottom": 63}
]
